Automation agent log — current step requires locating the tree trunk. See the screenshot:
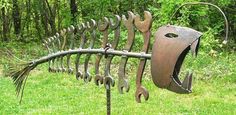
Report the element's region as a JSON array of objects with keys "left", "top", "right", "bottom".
[
  {"left": 70, "top": 0, "right": 78, "bottom": 25},
  {"left": 1, "top": 7, "right": 9, "bottom": 42},
  {"left": 40, "top": 1, "right": 50, "bottom": 37},
  {"left": 12, "top": 0, "right": 21, "bottom": 36},
  {"left": 57, "top": 0, "right": 61, "bottom": 31},
  {"left": 45, "top": 0, "right": 57, "bottom": 35},
  {"left": 34, "top": 10, "right": 42, "bottom": 41},
  {"left": 25, "top": 0, "right": 31, "bottom": 36}
]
